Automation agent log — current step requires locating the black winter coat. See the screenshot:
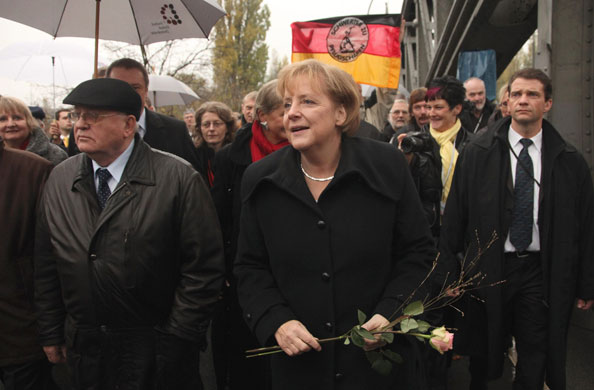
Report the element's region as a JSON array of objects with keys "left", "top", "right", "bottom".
[
  {"left": 211, "top": 123, "right": 254, "bottom": 276},
  {"left": 35, "top": 136, "right": 224, "bottom": 346},
  {"left": 234, "top": 136, "right": 436, "bottom": 390},
  {"left": 439, "top": 117, "right": 594, "bottom": 389}
]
